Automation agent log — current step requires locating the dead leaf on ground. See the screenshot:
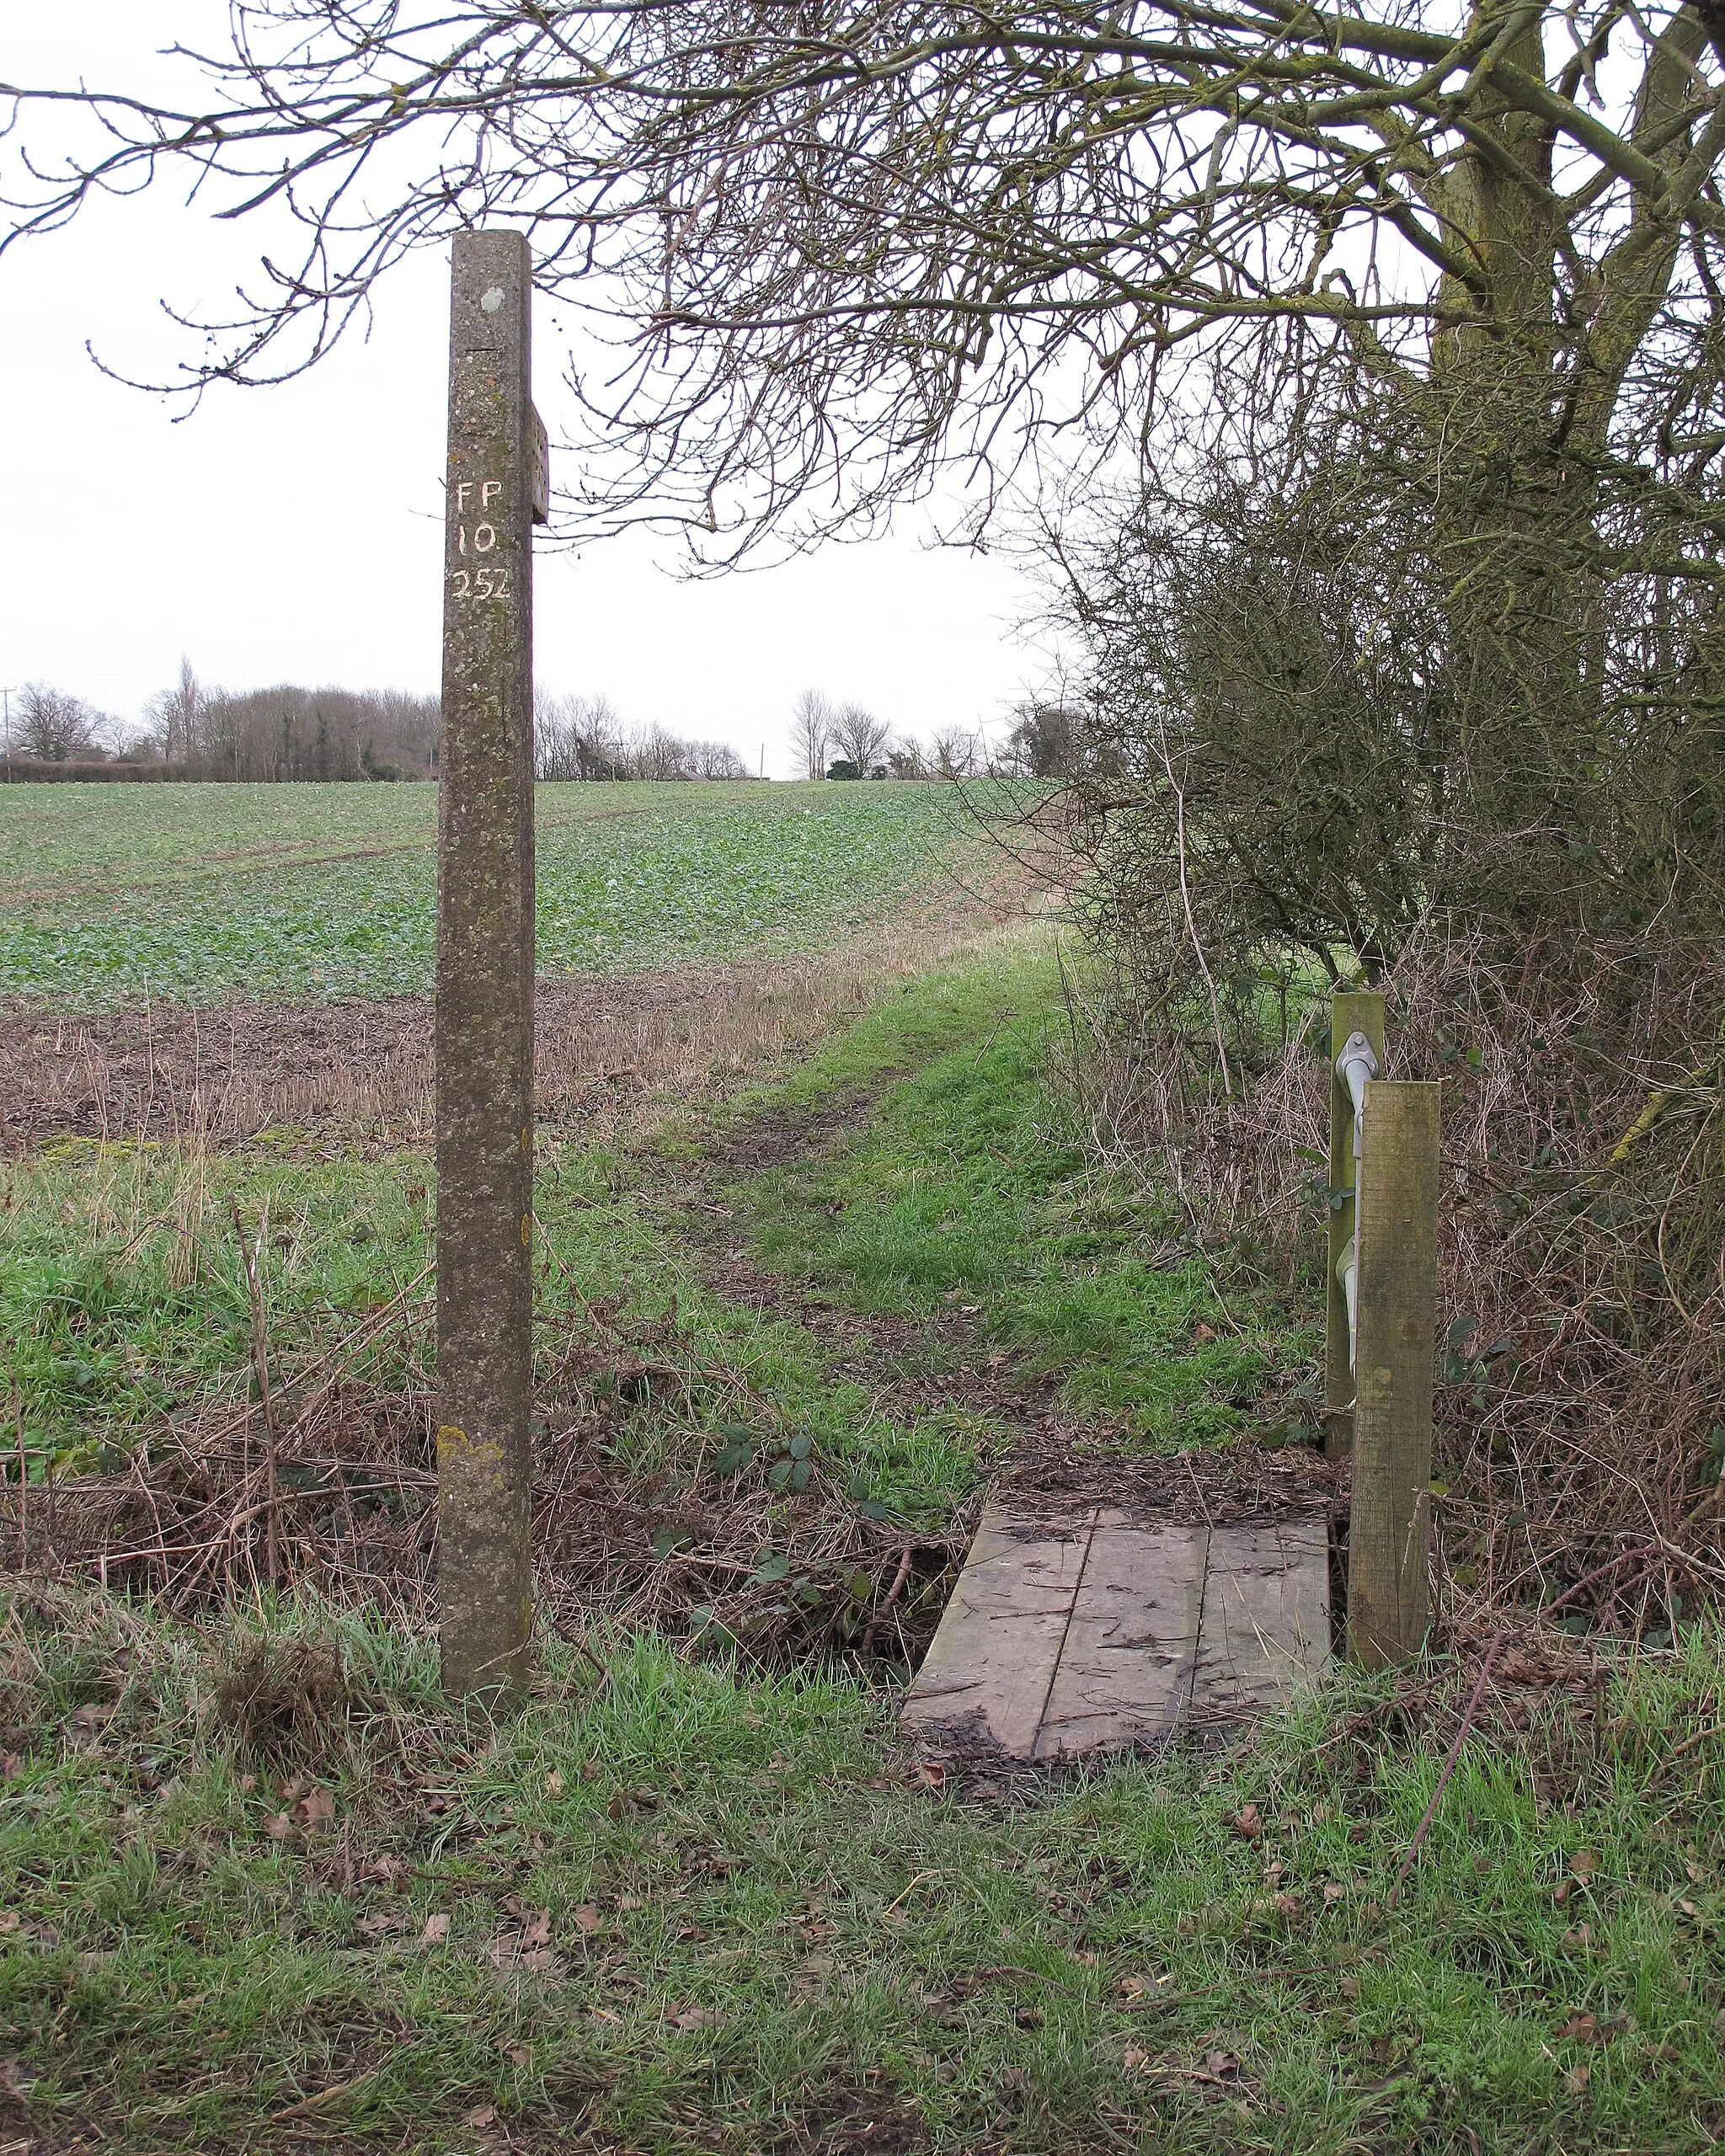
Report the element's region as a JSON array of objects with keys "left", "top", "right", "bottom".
[
  {"left": 572, "top": 1903, "right": 604, "bottom": 1935},
  {"left": 1566, "top": 2064, "right": 1592, "bottom": 2095},
  {"left": 422, "top": 1912, "right": 451, "bottom": 1944},
  {"left": 1234, "top": 1805, "right": 1262, "bottom": 1841},
  {"left": 1557, "top": 2010, "right": 1625, "bottom": 2046},
  {"left": 670, "top": 2005, "right": 721, "bottom": 2031},
  {"left": 0, "top": 1913, "right": 61, "bottom": 1951},
  {"left": 1205, "top": 2051, "right": 1241, "bottom": 2080},
  {"left": 296, "top": 1785, "right": 336, "bottom": 1830},
  {"left": 264, "top": 1783, "right": 336, "bottom": 1840},
  {"left": 464, "top": 2105, "right": 498, "bottom": 2130},
  {"left": 62, "top": 1702, "right": 115, "bottom": 1751},
  {"left": 1123, "top": 2047, "right": 1150, "bottom": 2072}
]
